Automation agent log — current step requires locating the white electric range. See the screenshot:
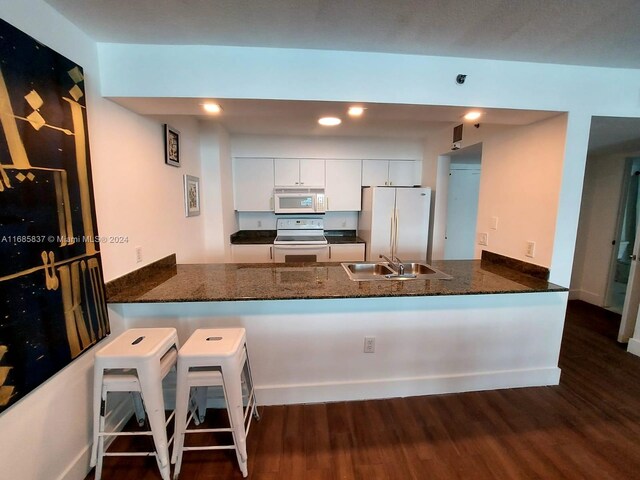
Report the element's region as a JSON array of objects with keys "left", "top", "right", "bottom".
[{"left": 273, "top": 218, "right": 329, "bottom": 263}]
